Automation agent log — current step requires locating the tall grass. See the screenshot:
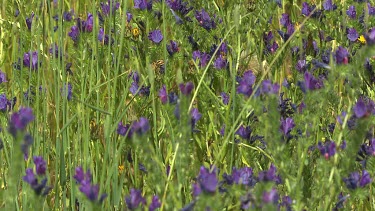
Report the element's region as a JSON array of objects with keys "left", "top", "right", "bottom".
[{"left": 1, "top": 0, "right": 375, "bottom": 210}]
